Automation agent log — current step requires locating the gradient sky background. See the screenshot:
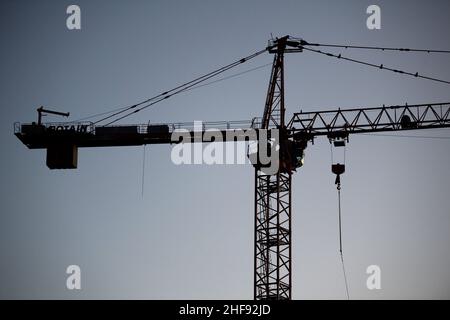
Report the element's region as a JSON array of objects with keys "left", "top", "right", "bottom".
[{"left": 1, "top": 0, "right": 450, "bottom": 299}]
